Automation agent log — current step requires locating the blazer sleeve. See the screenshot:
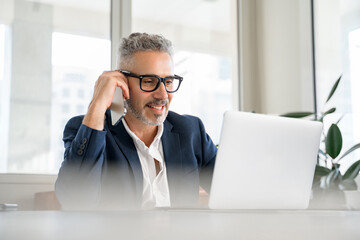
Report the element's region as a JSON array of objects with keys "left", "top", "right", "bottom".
[{"left": 55, "top": 116, "right": 107, "bottom": 210}]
